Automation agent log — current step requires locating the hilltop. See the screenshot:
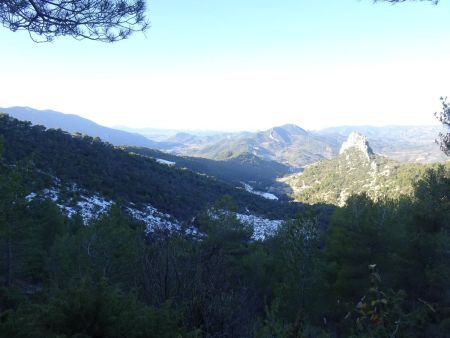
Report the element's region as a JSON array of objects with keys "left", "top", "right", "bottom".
[
  {"left": 180, "top": 124, "right": 339, "bottom": 167},
  {"left": 279, "top": 132, "right": 446, "bottom": 206}
]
